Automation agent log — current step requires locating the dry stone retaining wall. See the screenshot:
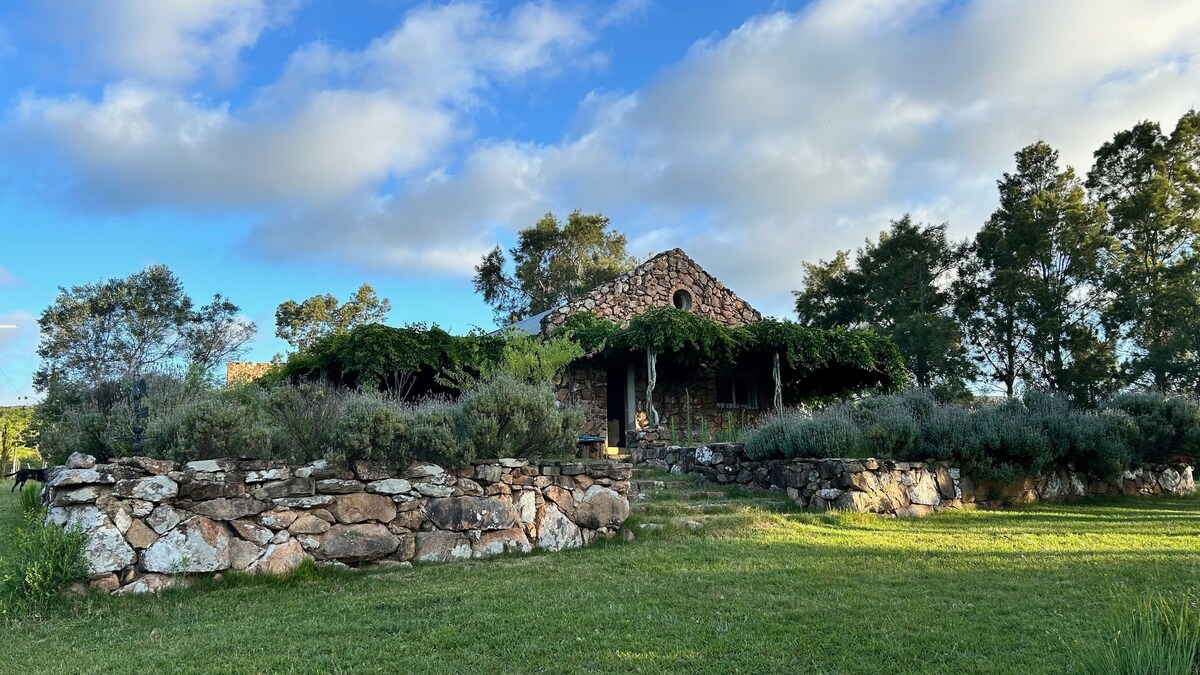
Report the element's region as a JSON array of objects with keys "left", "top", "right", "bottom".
[
  {"left": 44, "top": 453, "right": 632, "bottom": 595},
  {"left": 635, "top": 443, "right": 1195, "bottom": 515}
]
